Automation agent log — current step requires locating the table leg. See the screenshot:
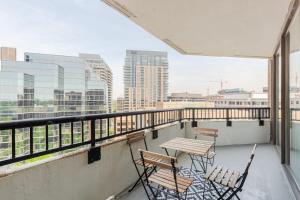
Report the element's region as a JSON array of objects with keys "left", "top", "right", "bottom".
[{"left": 164, "top": 148, "right": 170, "bottom": 156}]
